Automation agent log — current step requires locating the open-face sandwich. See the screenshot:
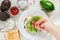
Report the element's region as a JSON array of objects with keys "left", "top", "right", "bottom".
[{"left": 24, "top": 16, "right": 42, "bottom": 33}]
